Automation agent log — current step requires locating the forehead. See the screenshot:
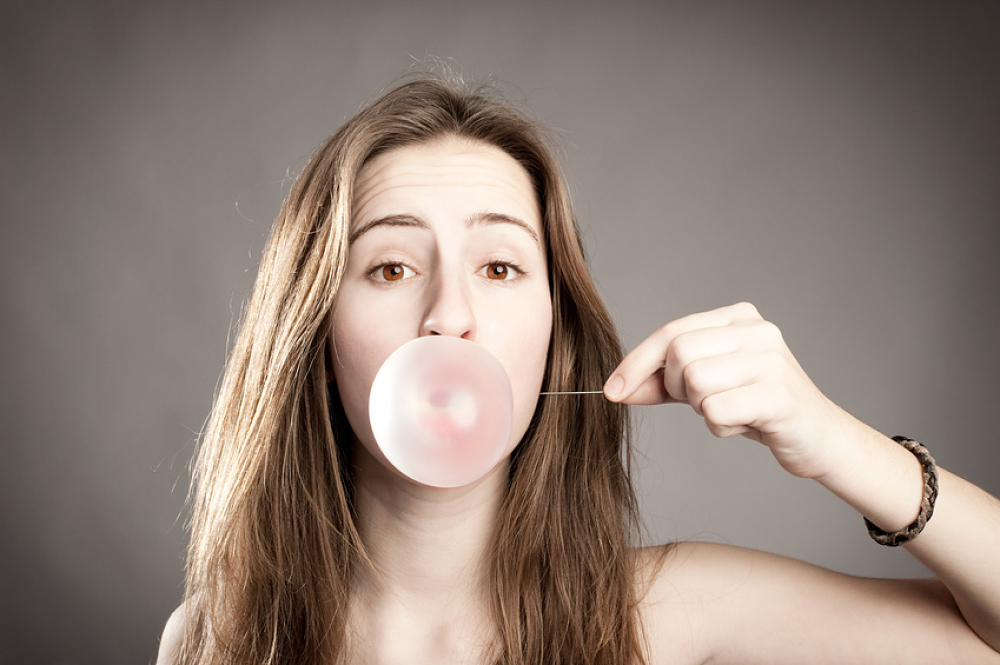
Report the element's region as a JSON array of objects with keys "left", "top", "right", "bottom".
[{"left": 351, "top": 137, "right": 541, "bottom": 230}]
